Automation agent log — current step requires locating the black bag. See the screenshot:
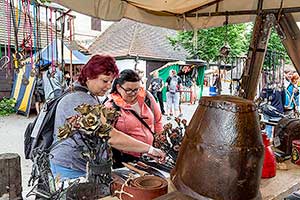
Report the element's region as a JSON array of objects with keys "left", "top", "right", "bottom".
[{"left": 24, "top": 86, "right": 88, "bottom": 159}]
